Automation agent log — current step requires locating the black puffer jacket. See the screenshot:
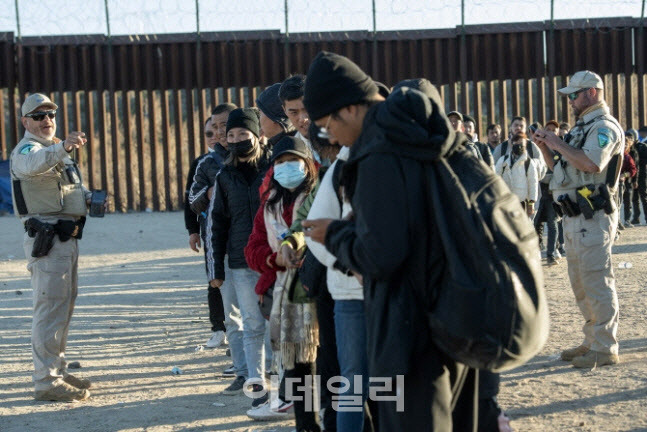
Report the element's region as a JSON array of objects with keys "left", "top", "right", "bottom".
[
  {"left": 206, "top": 150, "right": 271, "bottom": 280},
  {"left": 188, "top": 144, "right": 229, "bottom": 215},
  {"left": 325, "top": 86, "right": 462, "bottom": 377}
]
